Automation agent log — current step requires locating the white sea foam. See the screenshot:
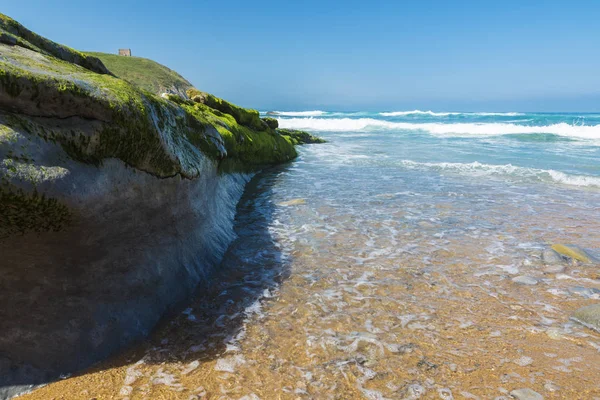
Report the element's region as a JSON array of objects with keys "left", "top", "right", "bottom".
[
  {"left": 277, "top": 118, "right": 600, "bottom": 139},
  {"left": 398, "top": 160, "right": 600, "bottom": 188},
  {"left": 379, "top": 110, "right": 523, "bottom": 117}
]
